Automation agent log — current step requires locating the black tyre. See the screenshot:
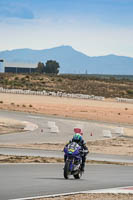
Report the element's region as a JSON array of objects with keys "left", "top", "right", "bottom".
[
  {"left": 64, "top": 161, "right": 70, "bottom": 179},
  {"left": 73, "top": 171, "right": 82, "bottom": 179}
]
